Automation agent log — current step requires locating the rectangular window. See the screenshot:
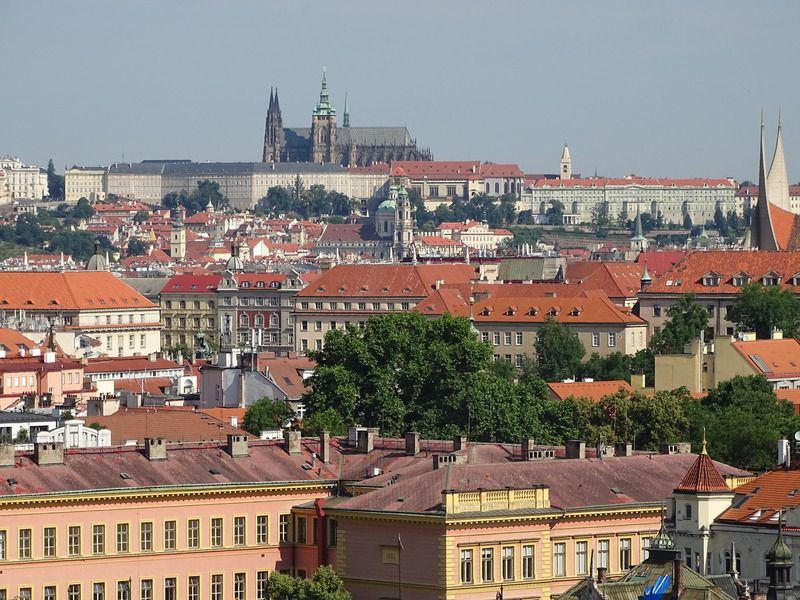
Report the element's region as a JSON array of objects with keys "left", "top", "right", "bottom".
[
  {"left": 447, "top": 185, "right": 457, "bottom": 197},
  {"left": 256, "top": 572, "right": 269, "bottom": 600},
  {"left": 504, "top": 332, "right": 512, "bottom": 345},
  {"left": 187, "top": 577, "right": 199, "bottom": 600},
  {"left": 44, "top": 526, "right": 57, "bottom": 557},
  {"left": 44, "top": 587, "right": 56, "bottom": 600},
  {"left": 515, "top": 332, "right": 523, "bottom": 345},
  {"left": 139, "top": 580, "right": 152, "bottom": 600},
  {"left": 116, "top": 582, "right": 130, "bottom": 600},
  {"left": 92, "top": 583, "right": 105, "bottom": 600},
  {"left": 620, "top": 538, "right": 631, "bottom": 571},
  {"left": 608, "top": 332, "right": 617, "bottom": 347},
  {"left": 69, "top": 525, "right": 81, "bottom": 556},
  {"left": 234, "top": 516, "right": 246, "bottom": 546},
  {"left": 642, "top": 537, "right": 652, "bottom": 561},
  {"left": 481, "top": 332, "right": 489, "bottom": 343},
  {"left": 68, "top": 585, "right": 81, "bottom": 600},
  {"left": 140, "top": 522, "right": 153, "bottom": 552},
  {"left": 163, "top": 578, "right": 176, "bottom": 600},
  {"left": 256, "top": 515, "right": 268, "bottom": 544},
  {"left": 502, "top": 546, "right": 514, "bottom": 581},
  {"left": 279, "top": 514, "right": 289, "bottom": 543},
  {"left": 493, "top": 332, "right": 500, "bottom": 345},
  {"left": 18, "top": 528, "right": 31, "bottom": 559},
  {"left": 460, "top": 549, "right": 473, "bottom": 584},
  {"left": 187, "top": 519, "right": 199, "bottom": 548},
  {"left": 92, "top": 525, "right": 105, "bottom": 555},
  {"left": 653, "top": 305, "right": 662, "bottom": 317},
  {"left": 19, "top": 589, "right": 31, "bottom": 600},
  {"left": 234, "top": 573, "right": 246, "bottom": 600},
  {"left": 329, "top": 519, "right": 338, "bottom": 547},
  {"left": 211, "top": 575, "right": 223, "bottom": 600},
  {"left": 429, "top": 186, "right": 439, "bottom": 198},
  {"left": 164, "top": 520, "right": 176, "bottom": 550},
  {"left": 554, "top": 542, "right": 566, "bottom": 576},
  {"left": 482, "top": 547, "right": 494, "bottom": 582},
  {"left": 0, "top": 530, "right": 5, "bottom": 560},
  {"left": 576, "top": 541, "right": 588, "bottom": 575},
  {"left": 296, "top": 517, "right": 307, "bottom": 544},
  {"left": 211, "top": 518, "right": 223, "bottom": 548},
  {"left": 592, "top": 332, "right": 600, "bottom": 347},
  {"left": 598, "top": 539, "right": 609, "bottom": 569},
  {"left": 522, "top": 545, "right": 535, "bottom": 579},
  {"left": 116, "top": 523, "right": 129, "bottom": 553}
]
